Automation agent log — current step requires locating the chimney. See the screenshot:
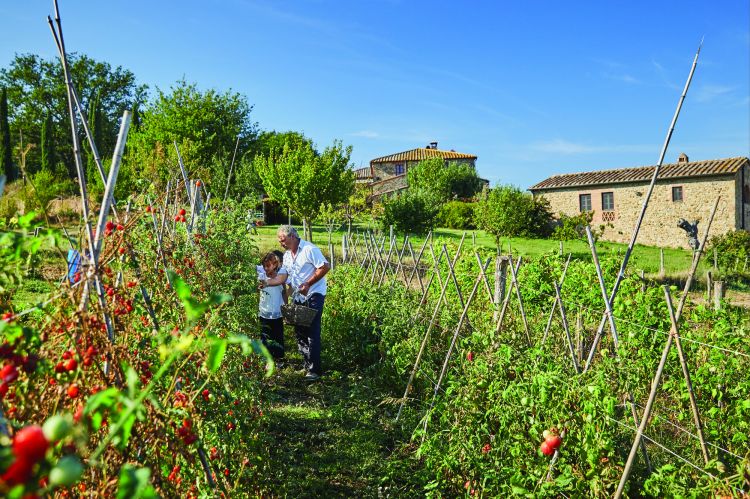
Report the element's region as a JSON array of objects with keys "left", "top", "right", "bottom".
[
  {"left": 677, "top": 152, "right": 689, "bottom": 164},
  {"left": 430, "top": 141, "right": 438, "bottom": 149}
]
